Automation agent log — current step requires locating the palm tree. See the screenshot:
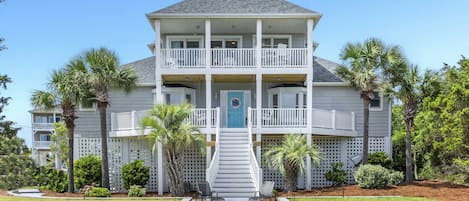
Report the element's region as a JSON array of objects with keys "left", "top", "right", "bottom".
[
  {"left": 336, "top": 38, "right": 404, "bottom": 164},
  {"left": 384, "top": 65, "right": 433, "bottom": 184},
  {"left": 82, "top": 47, "right": 137, "bottom": 189},
  {"left": 263, "top": 134, "right": 321, "bottom": 192},
  {"left": 141, "top": 103, "right": 204, "bottom": 196},
  {"left": 31, "top": 60, "right": 87, "bottom": 193}
]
